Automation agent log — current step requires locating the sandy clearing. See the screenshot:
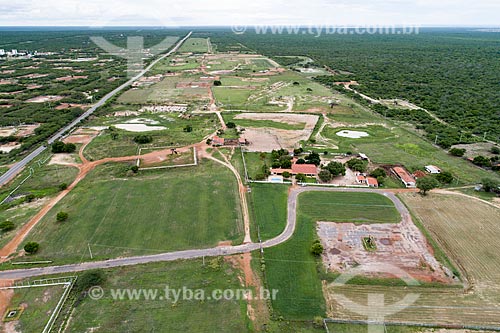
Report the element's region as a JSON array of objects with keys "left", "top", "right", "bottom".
[
  {"left": 63, "top": 135, "right": 92, "bottom": 145},
  {"left": 114, "top": 124, "right": 167, "bottom": 132},
  {"left": 243, "top": 128, "right": 310, "bottom": 152},
  {"left": 48, "top": 153, "right": 77, "bottom": 166},
  {"left": 25, "top": 95, "right": 63, "bottom": 103},
  {"left": 336, "top": 130, "right": 369, "bottom": 139},
  {"left": 0, "top": 143, "right": 21, "bottom": 153}
]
